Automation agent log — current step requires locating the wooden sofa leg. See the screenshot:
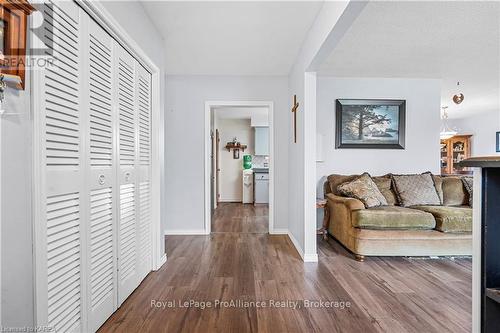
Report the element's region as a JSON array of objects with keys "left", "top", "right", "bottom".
[{"left": 354, "top": 254, "right": 365, "bottom": 262}]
